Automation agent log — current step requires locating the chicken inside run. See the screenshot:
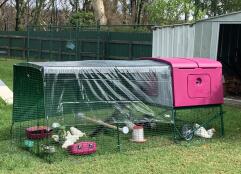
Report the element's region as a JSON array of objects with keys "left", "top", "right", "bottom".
[{"left": 12, "top": 58, "right": 224, "bottom": 161}]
